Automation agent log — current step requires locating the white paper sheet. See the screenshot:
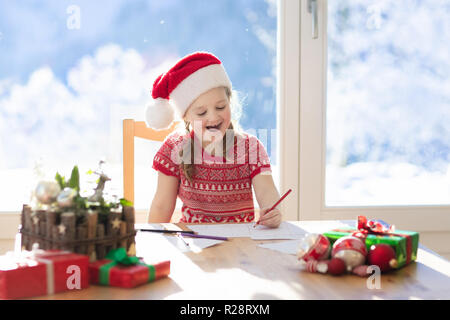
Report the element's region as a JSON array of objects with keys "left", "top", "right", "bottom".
[
  {"left": 250, "top": 222, "right": 308, "bottom": 240},
  {"left": 187, "top": 220, "right": 357, "bottom": 240},
  {"left": 136, "top": 230, "right": 224, "bottom": 253},
  {"left": 258, "top": 240, "right": 301, "bottom": 255},
  {"left": 188, "top": 223, "right": 251, "bottom": 238},
  {"left": 188, "top": 221, "right": 310, "bottom": 240},
  {"left": 168, "top": 235, "right": 225, "bottom": 253}
]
